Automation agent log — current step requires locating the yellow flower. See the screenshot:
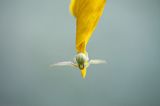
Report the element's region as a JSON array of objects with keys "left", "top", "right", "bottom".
[
  {"left": 69, "top": 0, "right": 106, "bottom": 78},
  {"left": 70, "top": 0, "right": 106, "bottom": 54}
]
